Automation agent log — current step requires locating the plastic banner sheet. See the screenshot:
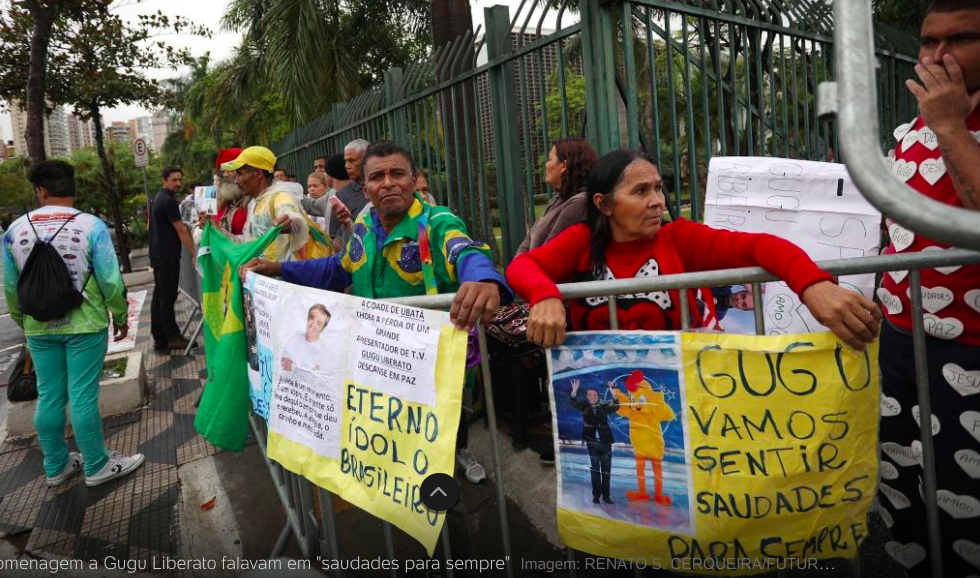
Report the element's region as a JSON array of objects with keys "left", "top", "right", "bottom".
[
  {"left": 549, "top": 331, "right": 879, "bottom": 575},
  {"left": 244, "top": 273, "right": 467, "bottom": 554}
]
